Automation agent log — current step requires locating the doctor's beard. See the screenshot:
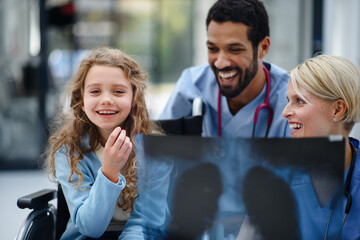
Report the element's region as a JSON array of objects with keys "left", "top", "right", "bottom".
[{"left": 215, "top": 52, "right": 259, "bottom": 99}]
